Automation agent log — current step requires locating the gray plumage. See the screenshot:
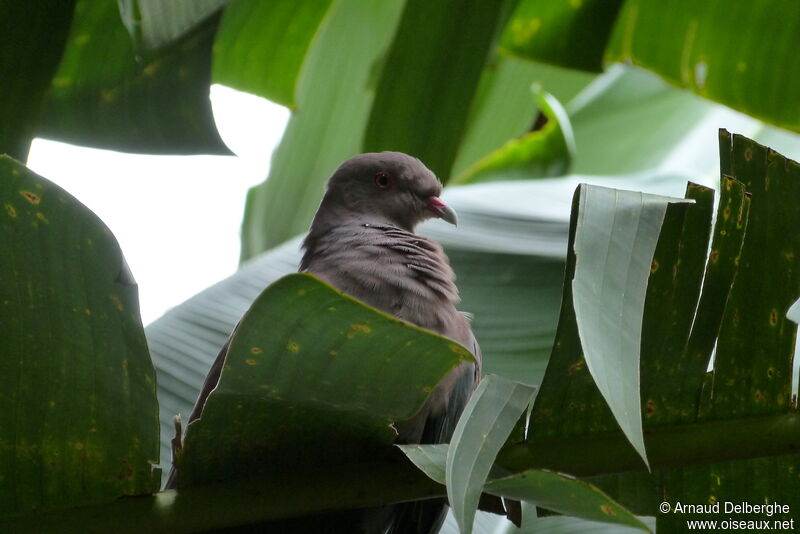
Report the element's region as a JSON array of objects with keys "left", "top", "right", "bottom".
[
  {"left": 302, "top": 152, "right": 480, "bottom": 533},
  {"left": 168, "top": 152, "right": 481, "bottom": 533}
]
